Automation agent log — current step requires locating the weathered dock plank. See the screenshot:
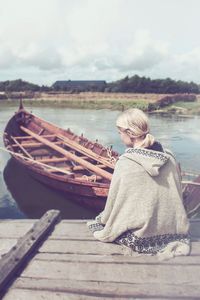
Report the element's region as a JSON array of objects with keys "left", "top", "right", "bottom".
[
  {"left": 35, "top": 238, "right": 200, "bottom": 256},
  {"left": 34, "top": 252, "right": 200, "bottom": 265},
  {"left": 3, "top": 289, "right": 109, "bottom": 300},
  {"left": 1, "top": 218, "right": 200, "bottom": 299},
  {"left": 0, "top": 239, "right": 18, "bottom": 257},
  {"left": 0, "top": 220, "right": 36, "bottom": 223},
  {"left": 1, "top": 218, "right": 199, "bottom": 240},
  {"left": 20, "top": 259, "right": 200, "bottom": 285},
  {"left": 49, "top": 221, "right": 94, "bottom": 239},
  {"left": 0, "top": 210, "right": 60, "bottom": 295},
  {"left": 10, "top": 278, "right": 200, "bottom": 299},
  {"left": 0, "top": 222, "right": 34, "bottom": 239},
  {"left": 39, "top": 239, "right": 126, "bottom": 255},
  {"left": 0, "top": 221, "right": 35, "bottom": 257}
]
